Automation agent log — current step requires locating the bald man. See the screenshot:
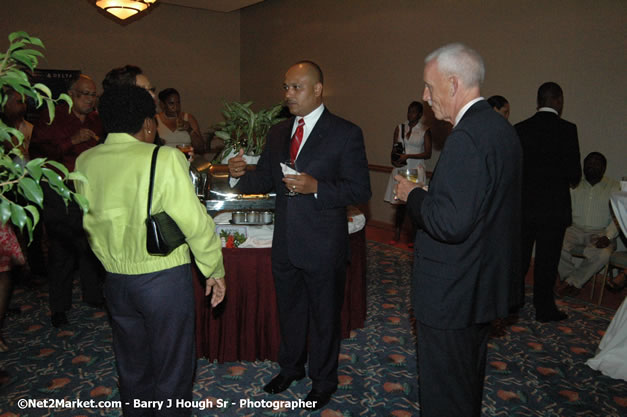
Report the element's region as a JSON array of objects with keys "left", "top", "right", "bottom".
[
  {"left": 228, "top": 61, "right": 371, "bottom": 410},
  {"left": 31, "top": 74, "right": 105, "bottom": 328}
]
